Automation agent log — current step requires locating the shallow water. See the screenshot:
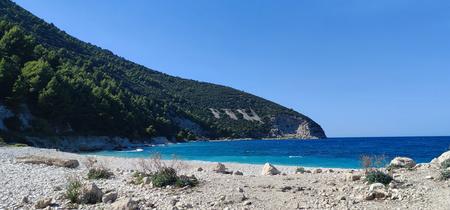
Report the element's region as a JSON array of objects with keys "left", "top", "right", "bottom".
[{"left": 85, "top": 136, "right": 450, "bottom": 168}]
